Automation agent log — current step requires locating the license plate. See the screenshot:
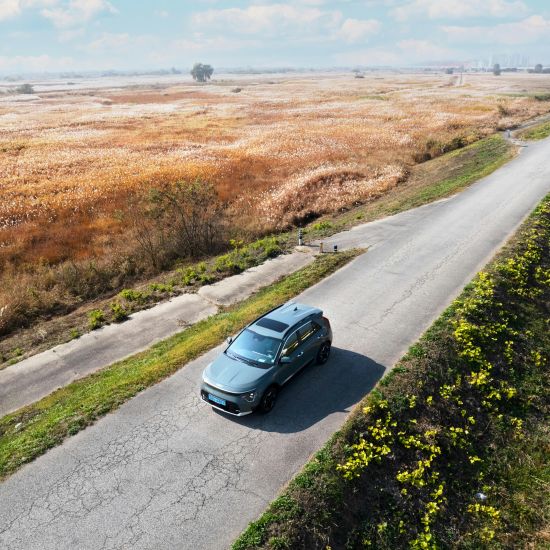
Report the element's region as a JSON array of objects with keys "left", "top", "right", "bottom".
[{"left": 208, "top": 393, "right": 226, "bottom": 406}]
